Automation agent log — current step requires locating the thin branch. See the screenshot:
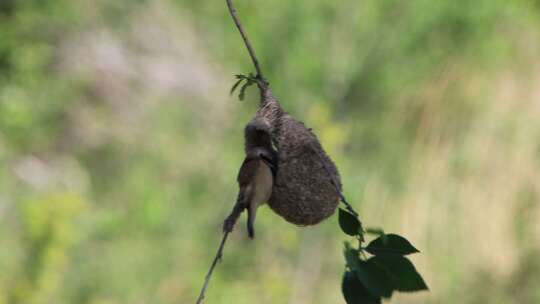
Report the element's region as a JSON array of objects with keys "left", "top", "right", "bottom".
[
  {"left": 225, "top": 0, "right": 265, "bottom": 80},
  {"left": 339, "top": 193, "right": 358, "bottom": 218},
  {"left": 196, "top": 3, "right": 265, "bottom": 302},
  {"left": 195, "top": 232, "right": 230, "bottom": 304},
  {"left": 196, "top": 199, "right": 245, "bottom": 304}
]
